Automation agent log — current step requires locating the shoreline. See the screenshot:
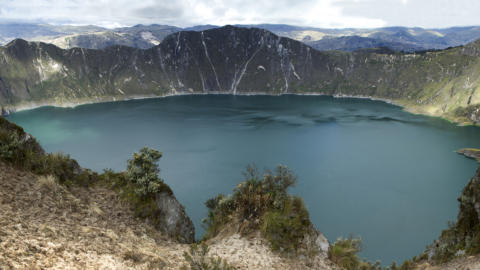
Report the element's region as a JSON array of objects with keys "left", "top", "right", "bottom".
[
  {"left": 0, "top": 92, "right": 400, "bottom": 114},
  {"left": 1, "top": 91, "right": 473, "bottom": 126}
]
